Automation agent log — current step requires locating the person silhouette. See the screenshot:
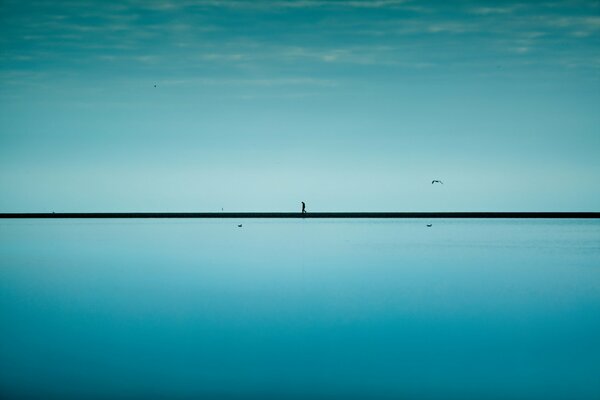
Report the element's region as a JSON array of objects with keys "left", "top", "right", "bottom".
[{"left": 301, "top": 201, "right": 306, "bottom": 214}]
